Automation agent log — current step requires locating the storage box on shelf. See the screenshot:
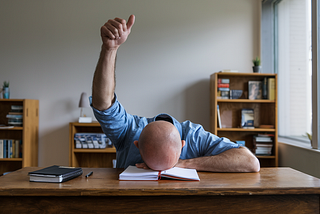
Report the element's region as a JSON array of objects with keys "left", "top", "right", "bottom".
[
  {"left": 0, "top": 99, "right": 39, "bottom": 175},
  {"left": 210, "top": 72, "right": 278, "bottom": 167},
  {"left": 69, "top": 122, "right": 116, "bottom": 168}
]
